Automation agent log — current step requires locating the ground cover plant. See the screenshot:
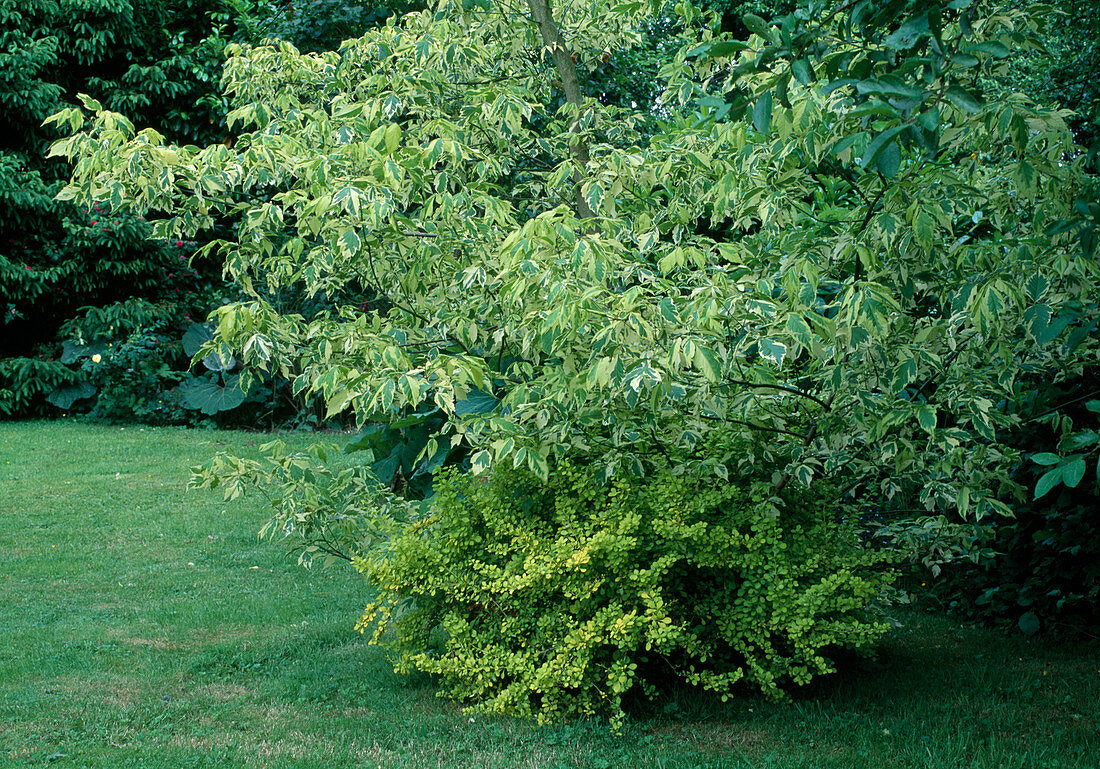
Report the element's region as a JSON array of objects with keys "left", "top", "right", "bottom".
[{"left": 1, "top": 421, "right": 1098, "bottom": 767}]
